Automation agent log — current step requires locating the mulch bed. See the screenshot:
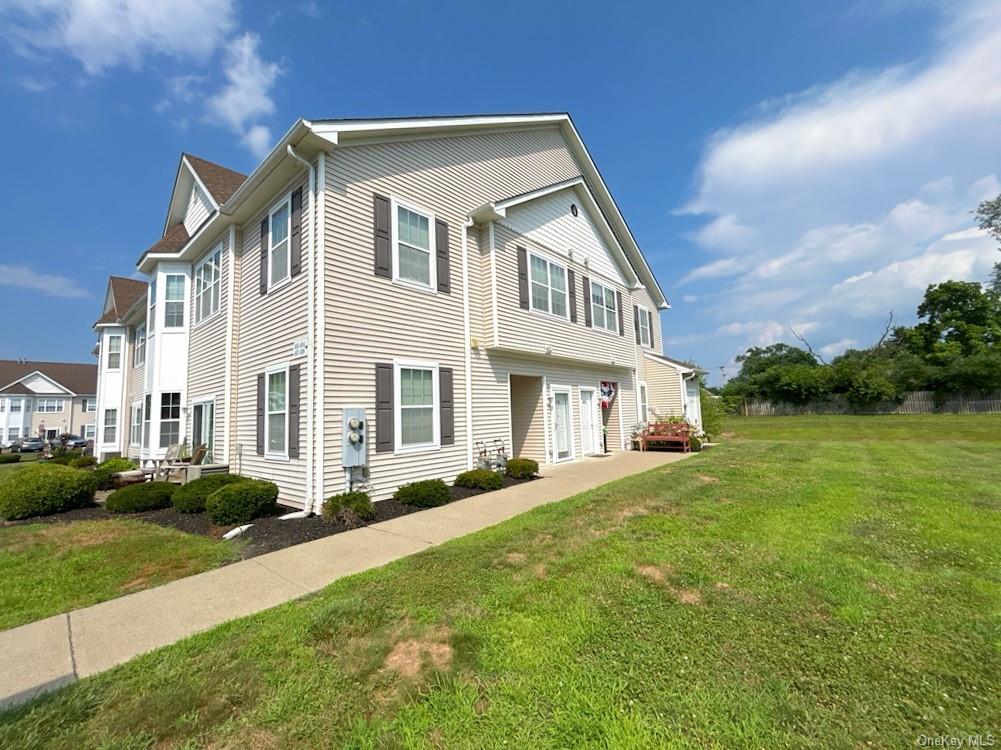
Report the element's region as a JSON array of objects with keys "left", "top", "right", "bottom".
[{"left": 0, "top": 476, "right": 540, "bottom": 559}]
